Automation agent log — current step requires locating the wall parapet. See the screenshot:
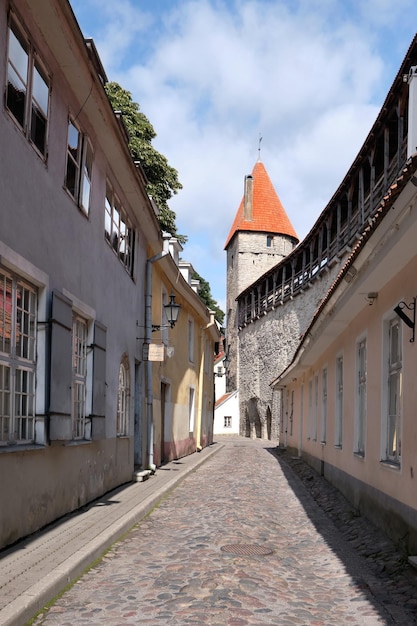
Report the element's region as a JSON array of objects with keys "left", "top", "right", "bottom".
[{"left": 237, "top": 41, "right": 415, "bottom": 329}]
